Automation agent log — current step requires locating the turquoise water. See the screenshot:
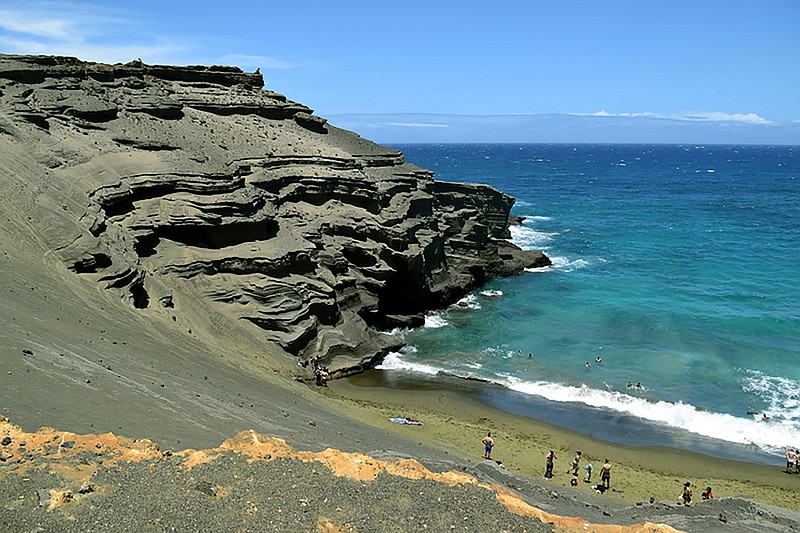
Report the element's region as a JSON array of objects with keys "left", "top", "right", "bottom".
[{"left": 383, "top": 144, "right": 800, "bottom": 458}]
